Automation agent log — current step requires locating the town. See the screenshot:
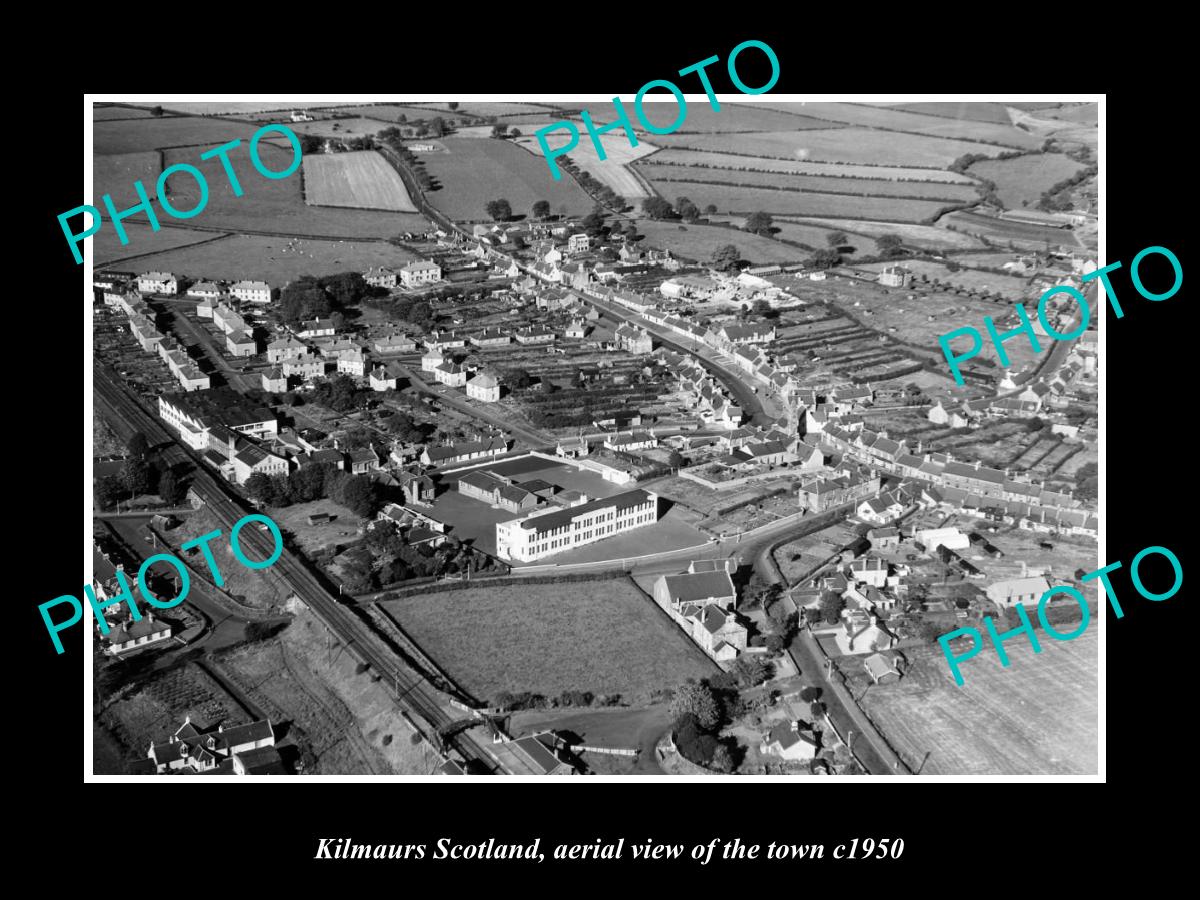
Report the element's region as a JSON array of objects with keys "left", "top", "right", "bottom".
[{"left": 90, "top": 98, "right": 1099, "bottom": 777}]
